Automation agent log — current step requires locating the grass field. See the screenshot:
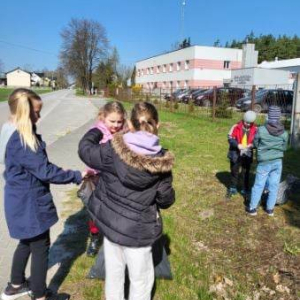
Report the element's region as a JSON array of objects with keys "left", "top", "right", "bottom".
[
  {"left": 0, "top": 87, "right": 52, "bottom": 102},
  {"left": 57, "top": 106, "right": 300, "bottom": 300}
]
